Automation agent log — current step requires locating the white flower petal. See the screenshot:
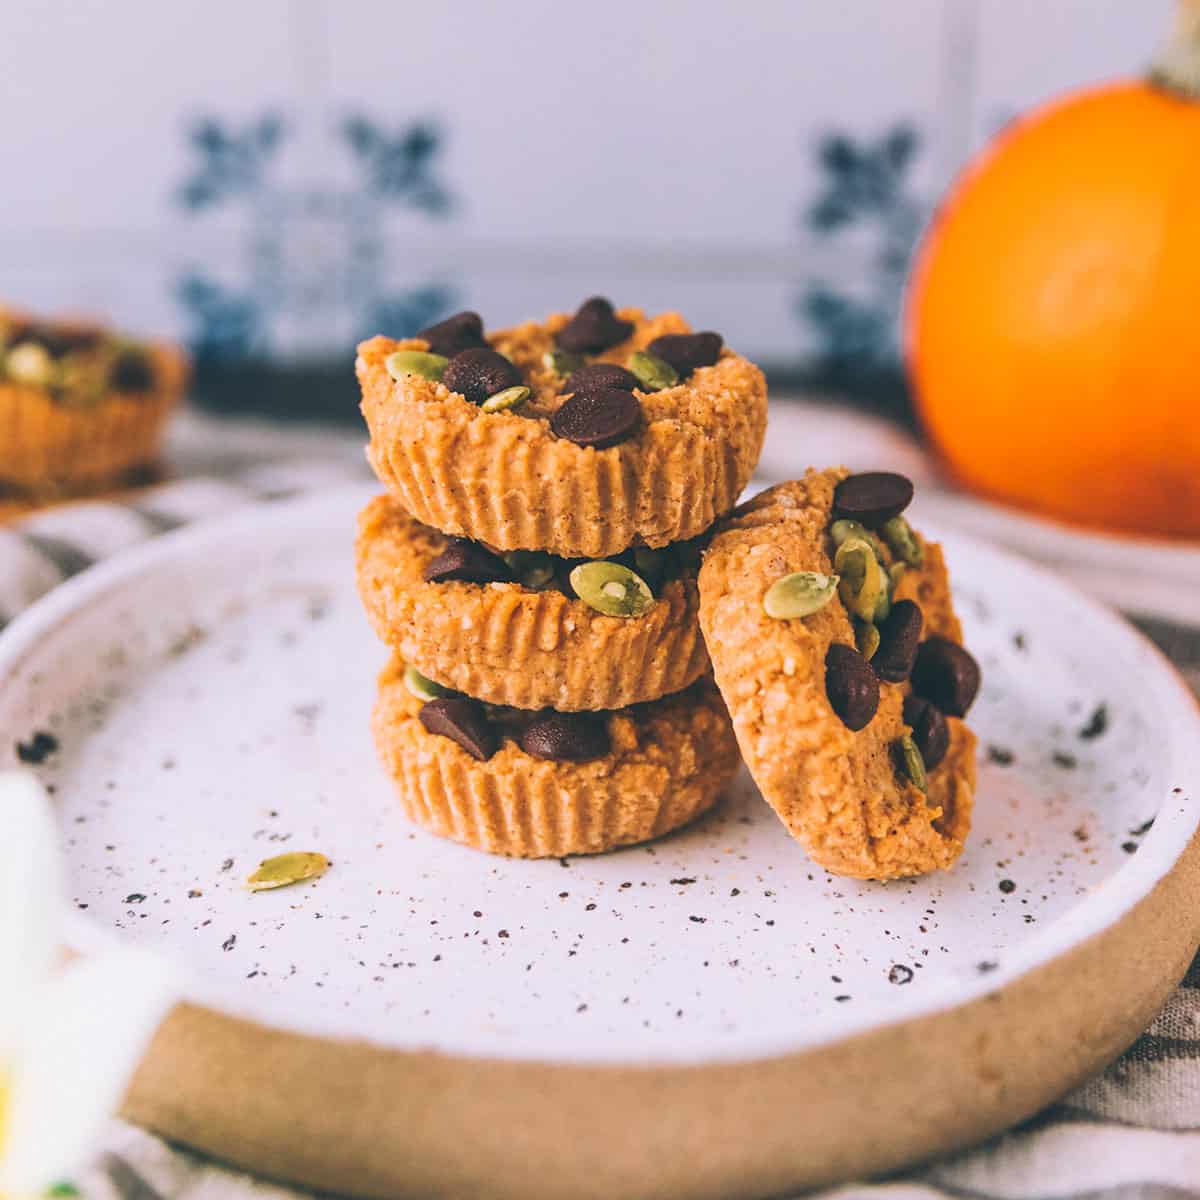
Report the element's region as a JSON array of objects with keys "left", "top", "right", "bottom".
[
  {"left": 0, "top": 946, "right": 176, "bottom": 1193},
  {"left": 0, "top": 770, "right": 63, "bottom": 1044}
]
